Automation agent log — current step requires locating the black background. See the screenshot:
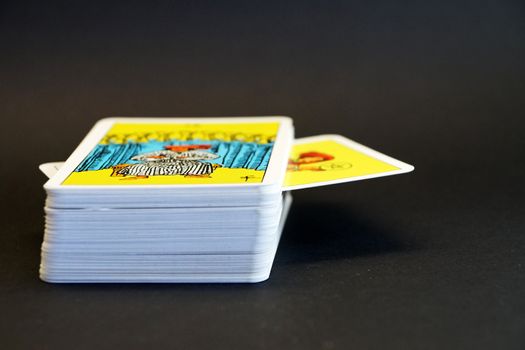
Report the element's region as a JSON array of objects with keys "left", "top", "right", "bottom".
[{"left": 1, "top": 1, "right": 524, "bottom": 349}]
